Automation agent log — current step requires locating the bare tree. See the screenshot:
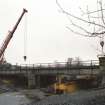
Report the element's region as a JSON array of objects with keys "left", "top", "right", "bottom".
[{"left": 56, "top": 0, "right": 105, "bottom": 53}]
